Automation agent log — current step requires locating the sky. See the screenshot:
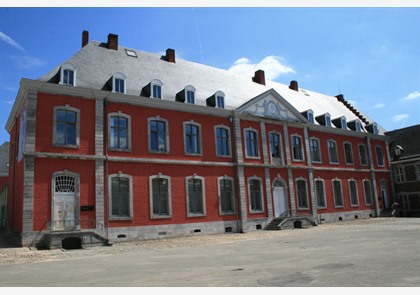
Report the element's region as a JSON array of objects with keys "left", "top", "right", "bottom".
[{"left": 0, "top": 4, "right": 419, "bottom": 145}]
